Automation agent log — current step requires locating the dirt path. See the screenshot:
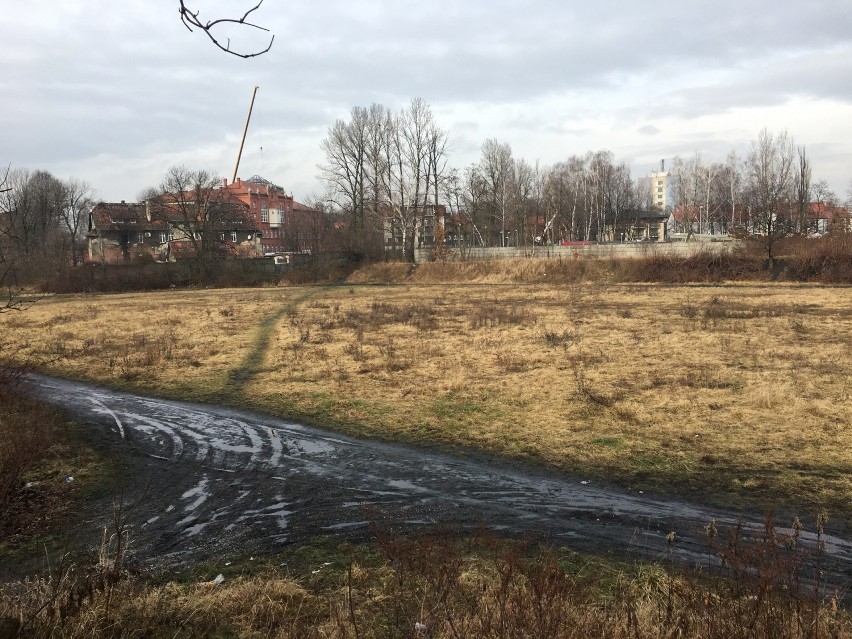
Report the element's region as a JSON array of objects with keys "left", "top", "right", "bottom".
[
  {"left": 25, "top": 374, "right": 852, "bottom": 592},
  {"left": 226, "top": 286, "right": 330, "bottom": 393}
]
